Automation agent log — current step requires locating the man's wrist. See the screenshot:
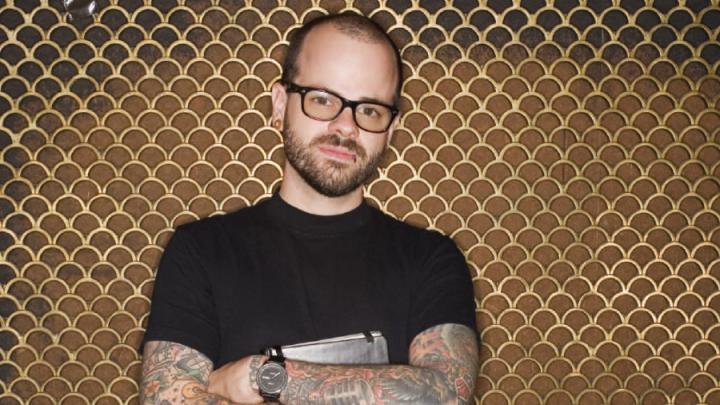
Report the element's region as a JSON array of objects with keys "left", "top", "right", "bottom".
[
  {"left": 256, "top": 352, "right": 288, "bottom": 402},
  {"left": 248, "top": 355, "right": 268, "bottom": 392}
]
